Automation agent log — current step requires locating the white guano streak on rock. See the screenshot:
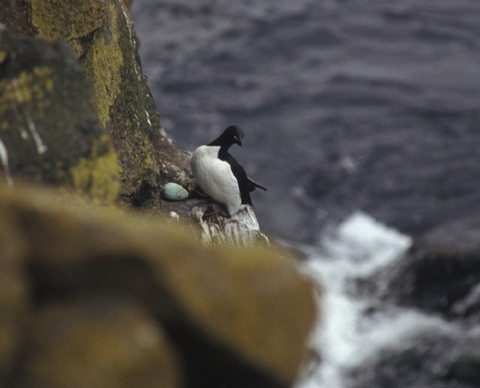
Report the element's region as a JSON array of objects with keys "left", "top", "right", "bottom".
[
  {"left": 144, "top": 110, "right": 152, "bottom": 126},
  {"left": 119, "top": 1, "right": 144, "bottom": 84},
  {"left": 12, "top": 79, "right": 47, "bottom": 154},
  {"left": 0, "top": 136, "right": 13, "bottom": 186},
  {"left": 8, "top": 99, "right": 29, "bottom": 140},
  {"left": 195, "top": 205, "right": 269, "bottom": 246}
]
